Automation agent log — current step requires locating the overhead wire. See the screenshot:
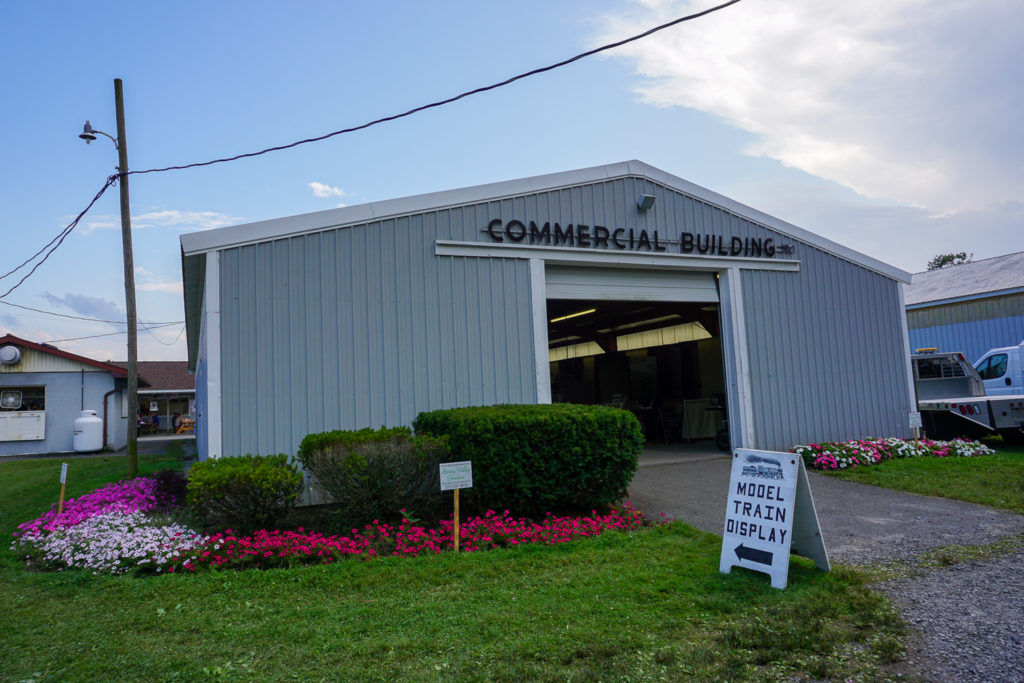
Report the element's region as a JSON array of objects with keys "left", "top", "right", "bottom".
[
  {"left": 142, "top": 323, "right": 187, "bottom": 346},
  {"left": 127, "top": 0, "right": 743, "bottom": 177},
  {"left": 0, "top": 299, "right": 183, "bottom": 326},
  {"left": 0, "top": 0, "right": 743, "bottom": 323},
  {"left": 44, "top": 322, "right": 182, "bottom": 344},
  {"left": 0, "top": 174, "right": 119, "bottom": 300}
]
